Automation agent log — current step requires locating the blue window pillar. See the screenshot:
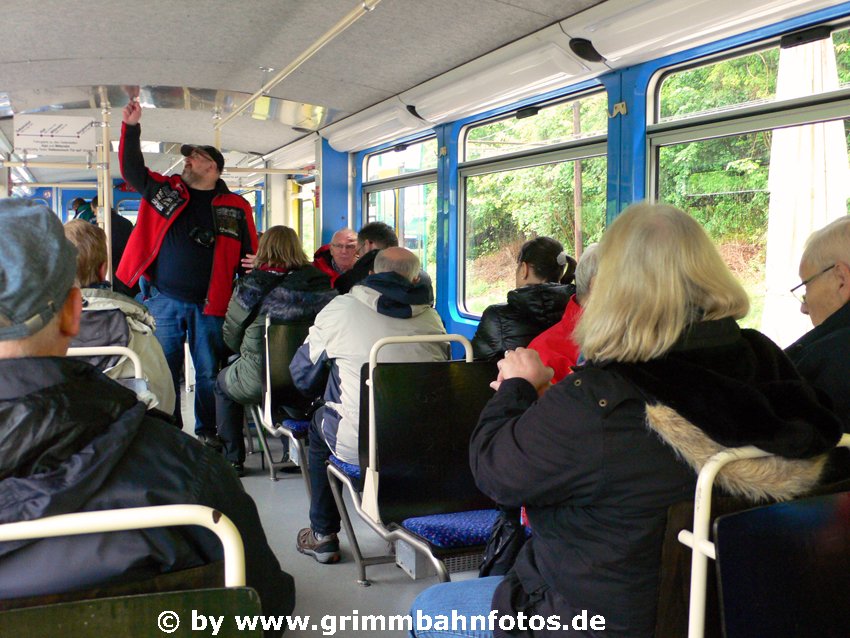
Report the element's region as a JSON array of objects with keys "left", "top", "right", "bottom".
[
  {"left": 318, "top": 138, "right": 350, "bottom": 245},
  {"left": 601, "top": 65, "right": 654, "bottom": 224}
]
